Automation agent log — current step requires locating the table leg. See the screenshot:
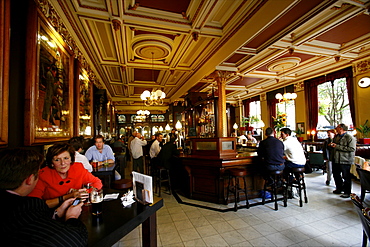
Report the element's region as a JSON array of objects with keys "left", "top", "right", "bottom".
[{"left": 142, "top": 212, "right": 157, "bottom": 247}]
